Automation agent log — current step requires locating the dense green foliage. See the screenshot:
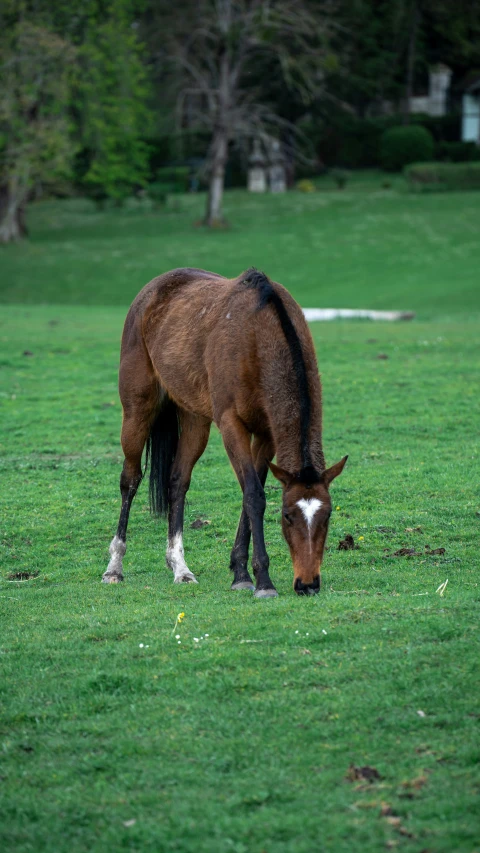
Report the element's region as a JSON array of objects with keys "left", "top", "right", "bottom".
[
  {"left": 0, "top": 21, "right": 76, "bottom": 241},
  {"left": 436, "top": 140, "right": 480, "bottom": 162},
  {"left": 75, "top": 18, "right": 152, "bottom": 204},
  {"left": 0, "top": 0, "right": 153, "bottom": 237},
  {"left": 329, "top": 0, "right": 480, "bottom": 115},
  {"left": 1, "top": 253, "right": 479, "bottom": 849},
  {"left": 380, "top": 126, "right": 435, "bottom": 172},
  {"left": 405, "top": 161, "right": 480, "bottom": 191}
]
